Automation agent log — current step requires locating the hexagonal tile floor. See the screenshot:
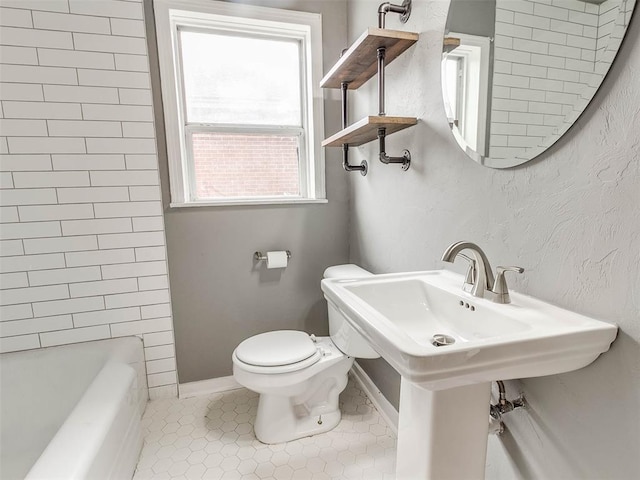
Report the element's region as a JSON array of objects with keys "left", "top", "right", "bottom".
[{"left": 133, "top": 375, "right": 397, "bottom": 480}]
